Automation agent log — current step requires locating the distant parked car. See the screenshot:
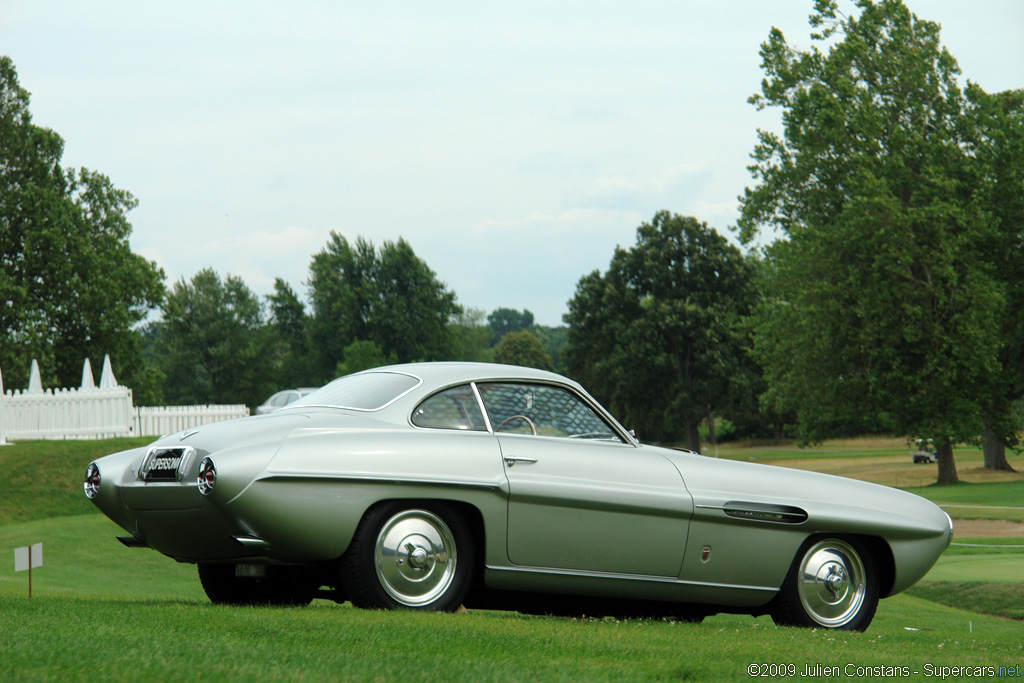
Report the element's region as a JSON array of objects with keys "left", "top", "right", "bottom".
[
  {"left": 255, "top": 388, "right": 317, "bottom": 415},
  {"left": 911, "top": 438, "right": 937, "bottom": 464},
  {"left": 83, "top": 362, "right": 953, "bottom": 631}
]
